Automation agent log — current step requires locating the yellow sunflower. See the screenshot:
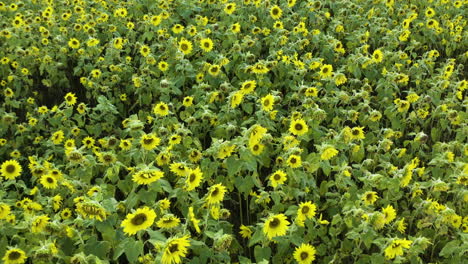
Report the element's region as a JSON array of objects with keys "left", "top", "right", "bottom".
[
  {"left": 161, "top": 235, "right": 191, "bottom": 264},
  {"left": 1, "top": 160, "right": 22, "bottom": 180},
  {"left": 269, "top": 170, "right": 287, "bottom": 188},
  {"left": 76, "top": 202, "right": 107, "bottom": 221},
  {"left": 200, "top": 38, "right": 213, "bottom": 52},
  {"left": 287, "top": 154, "right": 302, "bottom": 168},
  {"left": 132, "top": 169, "right": 164, "bottom": 185},
  {"left": 263, "top": 214, "right": 290, "bottom": 240},
  {"left": 154, "top": 102, "right": 170, "bottom": 116},
  {"left": 362, "top": 191, "right": 379, "bottom": 205},
  {"left": 270, "top": 5, "right": 283, "bottom": 20},
  {"left": 297, "top": 201, "right": 317, "bottom": 226},
  {"left": 205, "top": 183, "right": 227, "bottom": 205},
  {"left": 185, "top": 167, "right": 203, "bottom": 191},
  {"left": 64, "top": 92, "right": 77, "bottom": 105},
  {"left": 121, "top": 207, "right": 157, "bottom": 236},
  {"left": 31, "top": 215, "right": 50, "bottom": 233},
  {"left": 293, "top": 243, "right": 316, "bottom": 264},
  {"left": 178, "top": 38, "right": 193, "bottom": 55},
  {"left": 289, "top": 119, "right": 309, "bottom": 136},
  {"left": 157, "top": 214, "right": 181, "bottom": 229},
  {"left": 249, "top": 141, "right": 265, "bottom": 156},
  {"left": 40, "top": 174, "right": 58, "bottom": 189},
  {"left": 261, "top": 94, "right": 274, "bottom": 112},
  {"left": 170, "top": 162, "right": 188, "bottom": 177},
  {"left": 319, "top": 64, "right": 333, "bottom": 79},
  {"left": 320, "top": 147, "right": 339, "bottom": 160},
  {"left": 140, "top": 134, "right": 161, "bottom": 151},
  {"left": 384, "top": 239, "right": 412, "bottom": 259},
  {"left": 2, "top": 248, "right": 27, "bottom": 264},
  {"left": 0, "top": 203, "right": 11, "bottom": 219}
]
